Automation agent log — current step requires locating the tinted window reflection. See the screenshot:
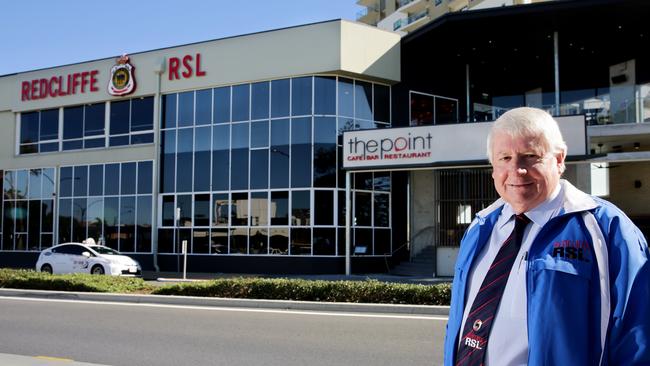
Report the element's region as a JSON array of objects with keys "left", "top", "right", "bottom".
[
  {"left": 314, "top": 190, "right": 333, "bottom": 225},
  {"left": 313, "top": 228, "right": 335, "bottom": 255},
  {"left": 231, "top": 192, "right": 248, "bottom": 226},
  {"left": 178, "top": 91, "right": 194, "bottom": 127},
  {"left": 313, "top": 117, "right": 336, "bottom": 187},
  {"left": 176, "top": 129, "right": 193, "bottom": 192},
  {"left": 40, "top": 109, "right": 59, "bottom": 140},
  {"left": 162, "top": 94, "right": 177, "bottom": 128},
  {"left": 137, "top": 161, "right": 152, "bottom": 194},
  {"left": 161, "top": 130, "right": 176, "bottom": 193},
  {"left": 374, "top": 193, "right": 390, "bottom": 227},
  {"left": 21, "top": 112, "right": 39, "bottom": 144},
  {"left": 84, "top": 103, "right": 105, "bottom": 136},
  {"left": 271, "top": 79, "right": 290, "bottom": 118},
  {"left": 291, "top": 190, "right": 310, "bottom": 226},
  {"left": 162, "top": 195, "right": 175, "bottom": 226},
  {"left": 120, "top": 162, "right": 136, "bottom": 195},
  {"left": 269, "top": 228, "right": 288, "bottom": 255},
  {"left": 212, "top": 193, "right": 229, "bottom": 226},
  {"left": 251, "top": 81, "right": 269, "bottom": 120},
  {"left": 64, "top": 106, "right": 84, "bottom": 139},
  {"left": 232, "top": 84, "right": 250, "bottom": 122},
  {"left": 338, "top": 78, "right": 354, "bottom": 117},
  {"left": 194, "top": 194, "right": 210, "bottom": 226},
  {"left": 195, "top": 89, "right": 212, "bottom": 125},
  {"left": 213, "top": 87, "right": 230, "bottom": 123},
  {"left": 250, "top": 192, "right": 268, "bottom": 226},
  {"left": 131, "top": 97, "right": 153, "bottom": 131},
  {"left": 230, "top": 123, "right": 249, "bottom": 190},
  {"left": 270, "top": 191, "right": 288, "bottom": 225},
  {"left": 270, "top": 119, "right": 289, "bottom": 188},
  {"left": 212, "top": 125, "right": 230, "bottom": 191},
  {"left": 355, "top": 81, "right": 372, "bottom": 121},
  {"left": 250, "top": 149, "right": 268, "bottom": 189},
  {"left": 249, "top": 228, "right": 268, "bottom": 254},
  {"left": 110, "top": 100, "right": 130, "bottom": 134},
  {"left": 314, "top": 76, "right": 336, "bottom": 115},
  {"left": 250, "top": 121, "right": 269, "bottom": 148},
  {"left": 194, "top": 126, "right": 211, "bottom": 192},
  {"left": 292, "top": 77, "right": 312, "bottom": 116},
  {"left": 291, "top": 117, "right": 311, "bottom": 188},
  {"left": 374, "top": 84, "right": 390, "bottom": 123},
  {"left": 355, "top": 192, "right": 372, "bottom": 226},
  {"left": 104, "top": 164, "right": 120, "bottom": 196},
  {"left": 290, "top": 228, "right": 311, "bottom": 255}
]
